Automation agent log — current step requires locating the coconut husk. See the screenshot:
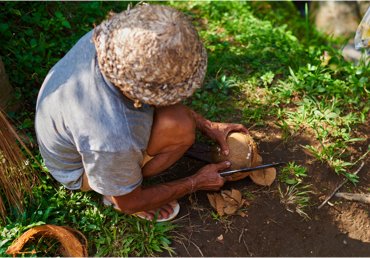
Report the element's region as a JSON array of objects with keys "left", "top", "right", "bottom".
[
  {"left": 213, "top": 132, "right": 276, "bottom": 186},
  {"left": 207, "top": 189, "right": 247, "bottom": 217},
  {"left": 0, "top": 110, "right": 40, "bottom": 221},
  {"left": 6, "top": 224, "right": 88, "bottom": 257}
]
